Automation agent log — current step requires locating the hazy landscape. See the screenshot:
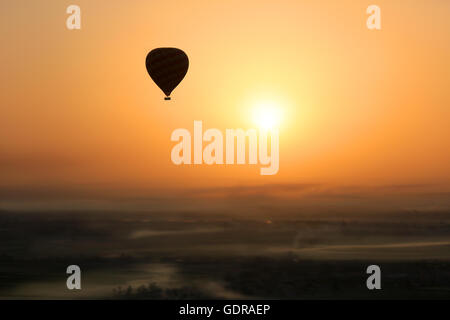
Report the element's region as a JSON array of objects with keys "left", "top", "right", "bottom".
[{"left": 1, "top": 185, "right": 450, "bottom": 299}]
